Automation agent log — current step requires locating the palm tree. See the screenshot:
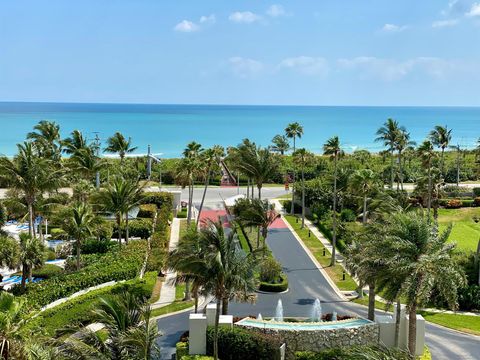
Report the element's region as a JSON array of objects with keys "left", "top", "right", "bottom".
[
  {"left": 70, "top": 146, "right": 103, "bottom": 182},
  {"left": 0, "top": 142, "right": 63, "bottom": 237},
  {"left": 181, "top": 142, "right": 203, "bottom": 225},
  {"left": 104, "top": 132, "right": 137, "bottom": 162},
  {"left": 285, "top": 122, "right": 304, "bottom": 215},
  {"left": 323, "top": 136, "right": 343, "bottom": 266},
  {"left": 95, "top": 177, "right": 144, "bottom": 245},
  {"left": 285, "top": 122, "right": 304, "bottom": 152},
  {"left": 197, "top": 145, "right": 224, "bottom": 223},
  {"left": 62, "top": 129, "right": 89, "bottom": 155},
  {"left": 18, "top": 233, "right": 45, "bottom": 290},
  {"left": 27, "top": 120, "right": 62, "bottom": 161},
  {"left": 270, "top": 135, "right": 290, "bottom": 155},
  {"left": 417, "top": 140, "right": 436, "bottom": 221},
  {"left": 374, "top": 212, "right": 466, "bottom": 354},
  {"left": 395, "top": 129, "right": 415, "bottom": 191},
  {"left": 293, "top": 148, "right": 314, "bottom": 228},
  {"left": 429, "top": 125, "right": 452, "bottom": 177},
  {"left": 376, "top": 119, "right": 403, "bottom": 189},
  {"left": 349, "top": 169, "right": 378, "bottom": 224},
  {"left": 198, "top": 221, "right": 257, "bottom": 359},
  {"left": 61, "top": 202, "right": 98, "bottom": 270},
  {"left": 57, "top": 292, "right": 161, "bottom": 359},
  {"left": 0, "top": 236, "right": 20, "bottom": 274}
]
